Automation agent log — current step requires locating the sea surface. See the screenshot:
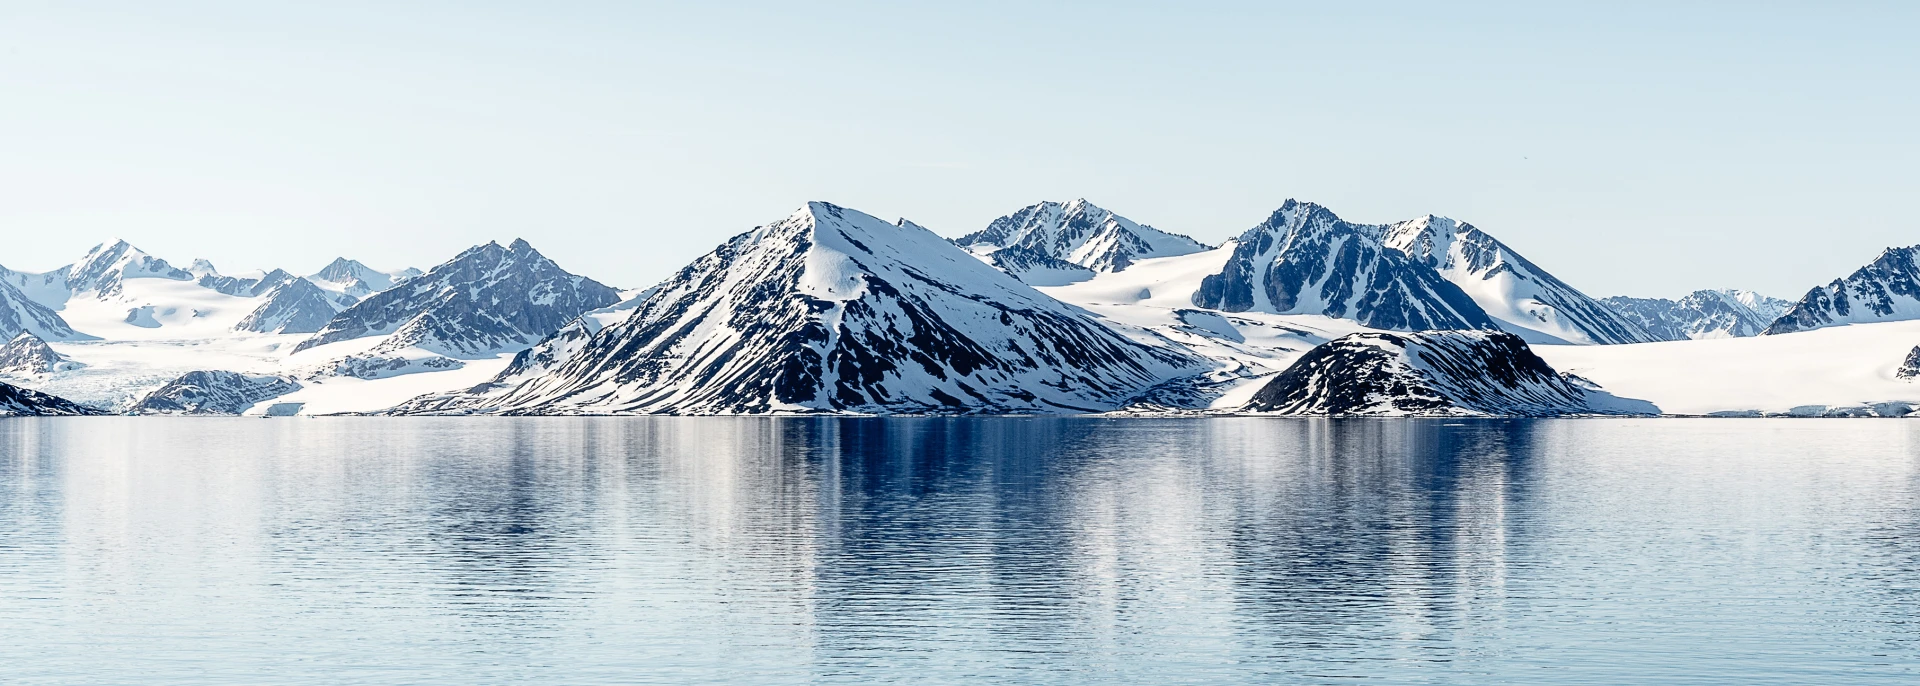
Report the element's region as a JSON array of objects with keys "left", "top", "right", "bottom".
[{"left": 1, "top": 417, "right": 1917, "bottom": 684}]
